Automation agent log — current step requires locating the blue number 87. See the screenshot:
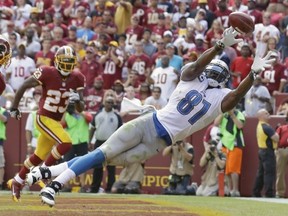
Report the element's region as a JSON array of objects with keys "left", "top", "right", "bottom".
[{"left": 177, "top": 90, "right": 211, "bottom": 125}]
